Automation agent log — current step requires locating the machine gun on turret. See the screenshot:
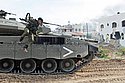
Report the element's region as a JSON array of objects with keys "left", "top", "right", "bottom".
[{"left": 0, "top": 10, "right": 16, "bottom": 19}]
